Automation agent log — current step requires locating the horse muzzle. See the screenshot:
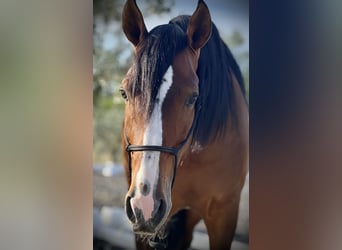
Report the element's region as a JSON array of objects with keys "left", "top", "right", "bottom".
[{"left": 125, "top": 194, "right": 170, "bottom": 234}]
